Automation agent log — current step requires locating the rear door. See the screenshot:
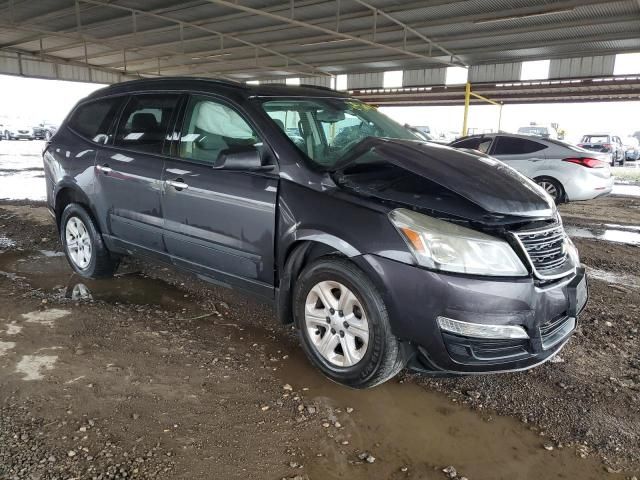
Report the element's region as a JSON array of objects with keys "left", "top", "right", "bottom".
[
  {"left": 489, "top": 136, "right": 548, "bottom": 177},
  {"left": 95, "top": 93, "right": 180, "bottom": 258},
  {"left": 161, "top": 94, "right": 278, "bottom": 298}
]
